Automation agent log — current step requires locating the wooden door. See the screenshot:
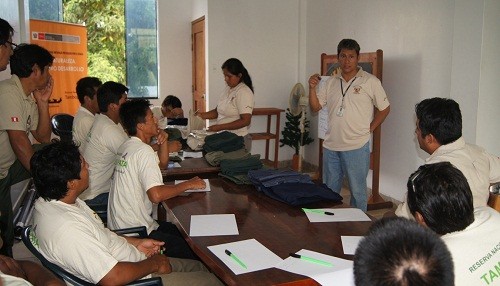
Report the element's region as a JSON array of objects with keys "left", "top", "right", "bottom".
[{"left": 192, "top": 17, "right": 206, "bottom": 114}]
